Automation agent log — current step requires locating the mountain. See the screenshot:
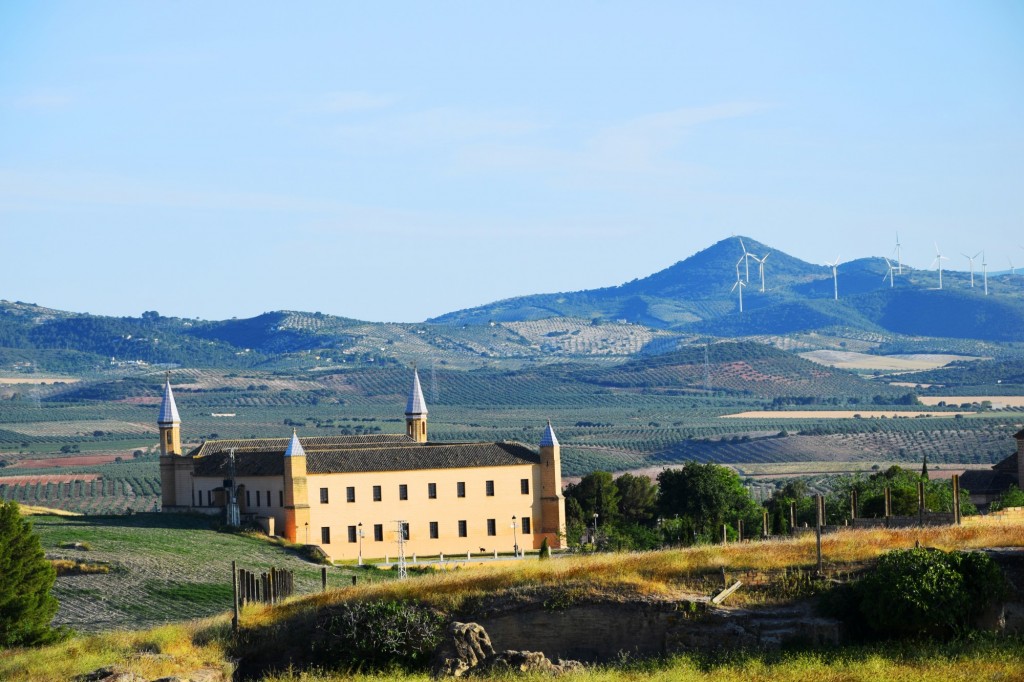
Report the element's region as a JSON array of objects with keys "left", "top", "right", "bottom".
[{"left": 429, "top": 237, "right": 1024, "bottom": 342}]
